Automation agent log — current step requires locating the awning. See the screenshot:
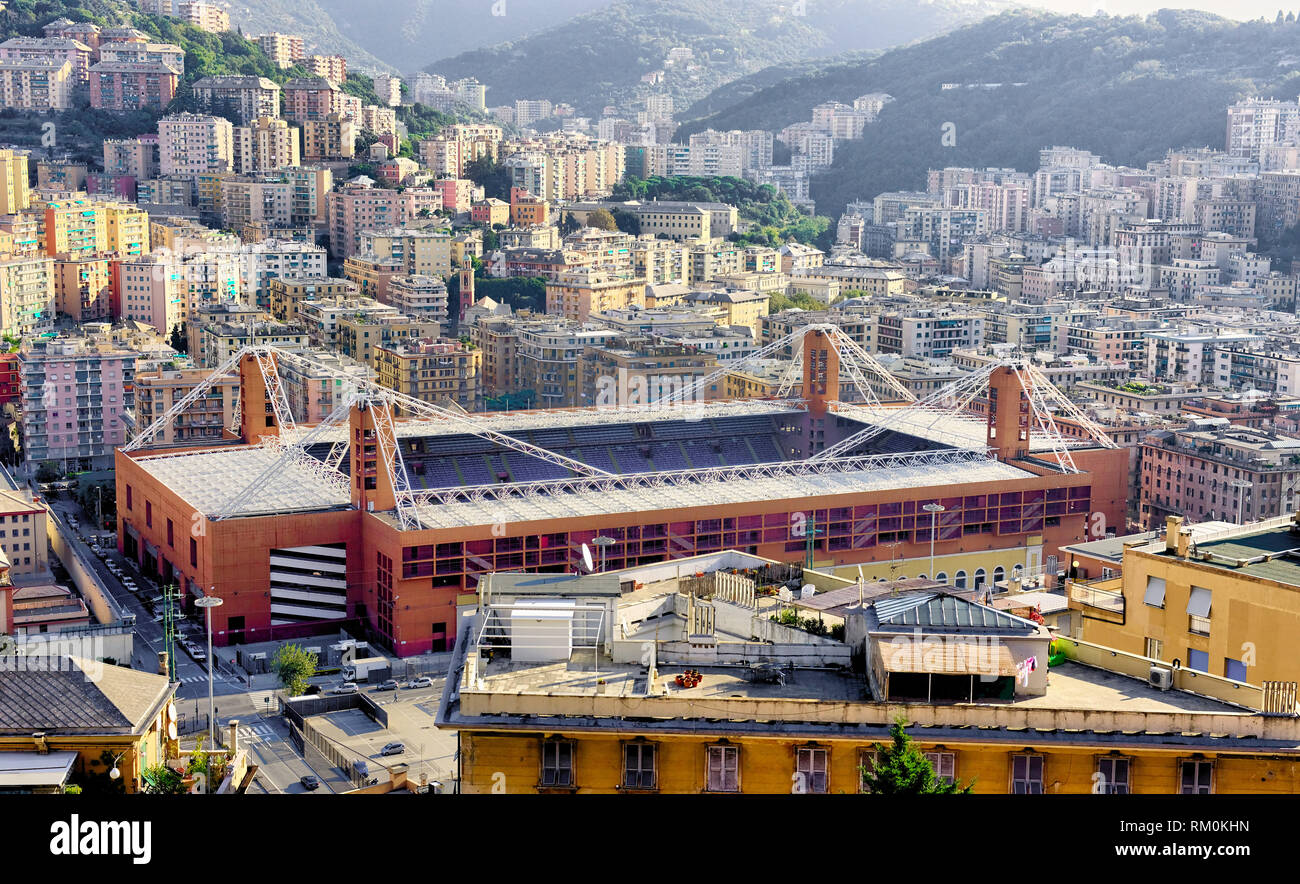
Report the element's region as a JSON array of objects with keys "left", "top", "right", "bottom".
[
  {"left": 880, "top": 637, "right": 1018, "bottom": 676},
  {"left": 1143, "top": 576, "right": 1166, "bottom": 607},
  {"left": 1187, "top": 586, "right": 1212, "bottom": 617},
  {"left": 0, "top": 751, "right": 76, "bottom": 789}
]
